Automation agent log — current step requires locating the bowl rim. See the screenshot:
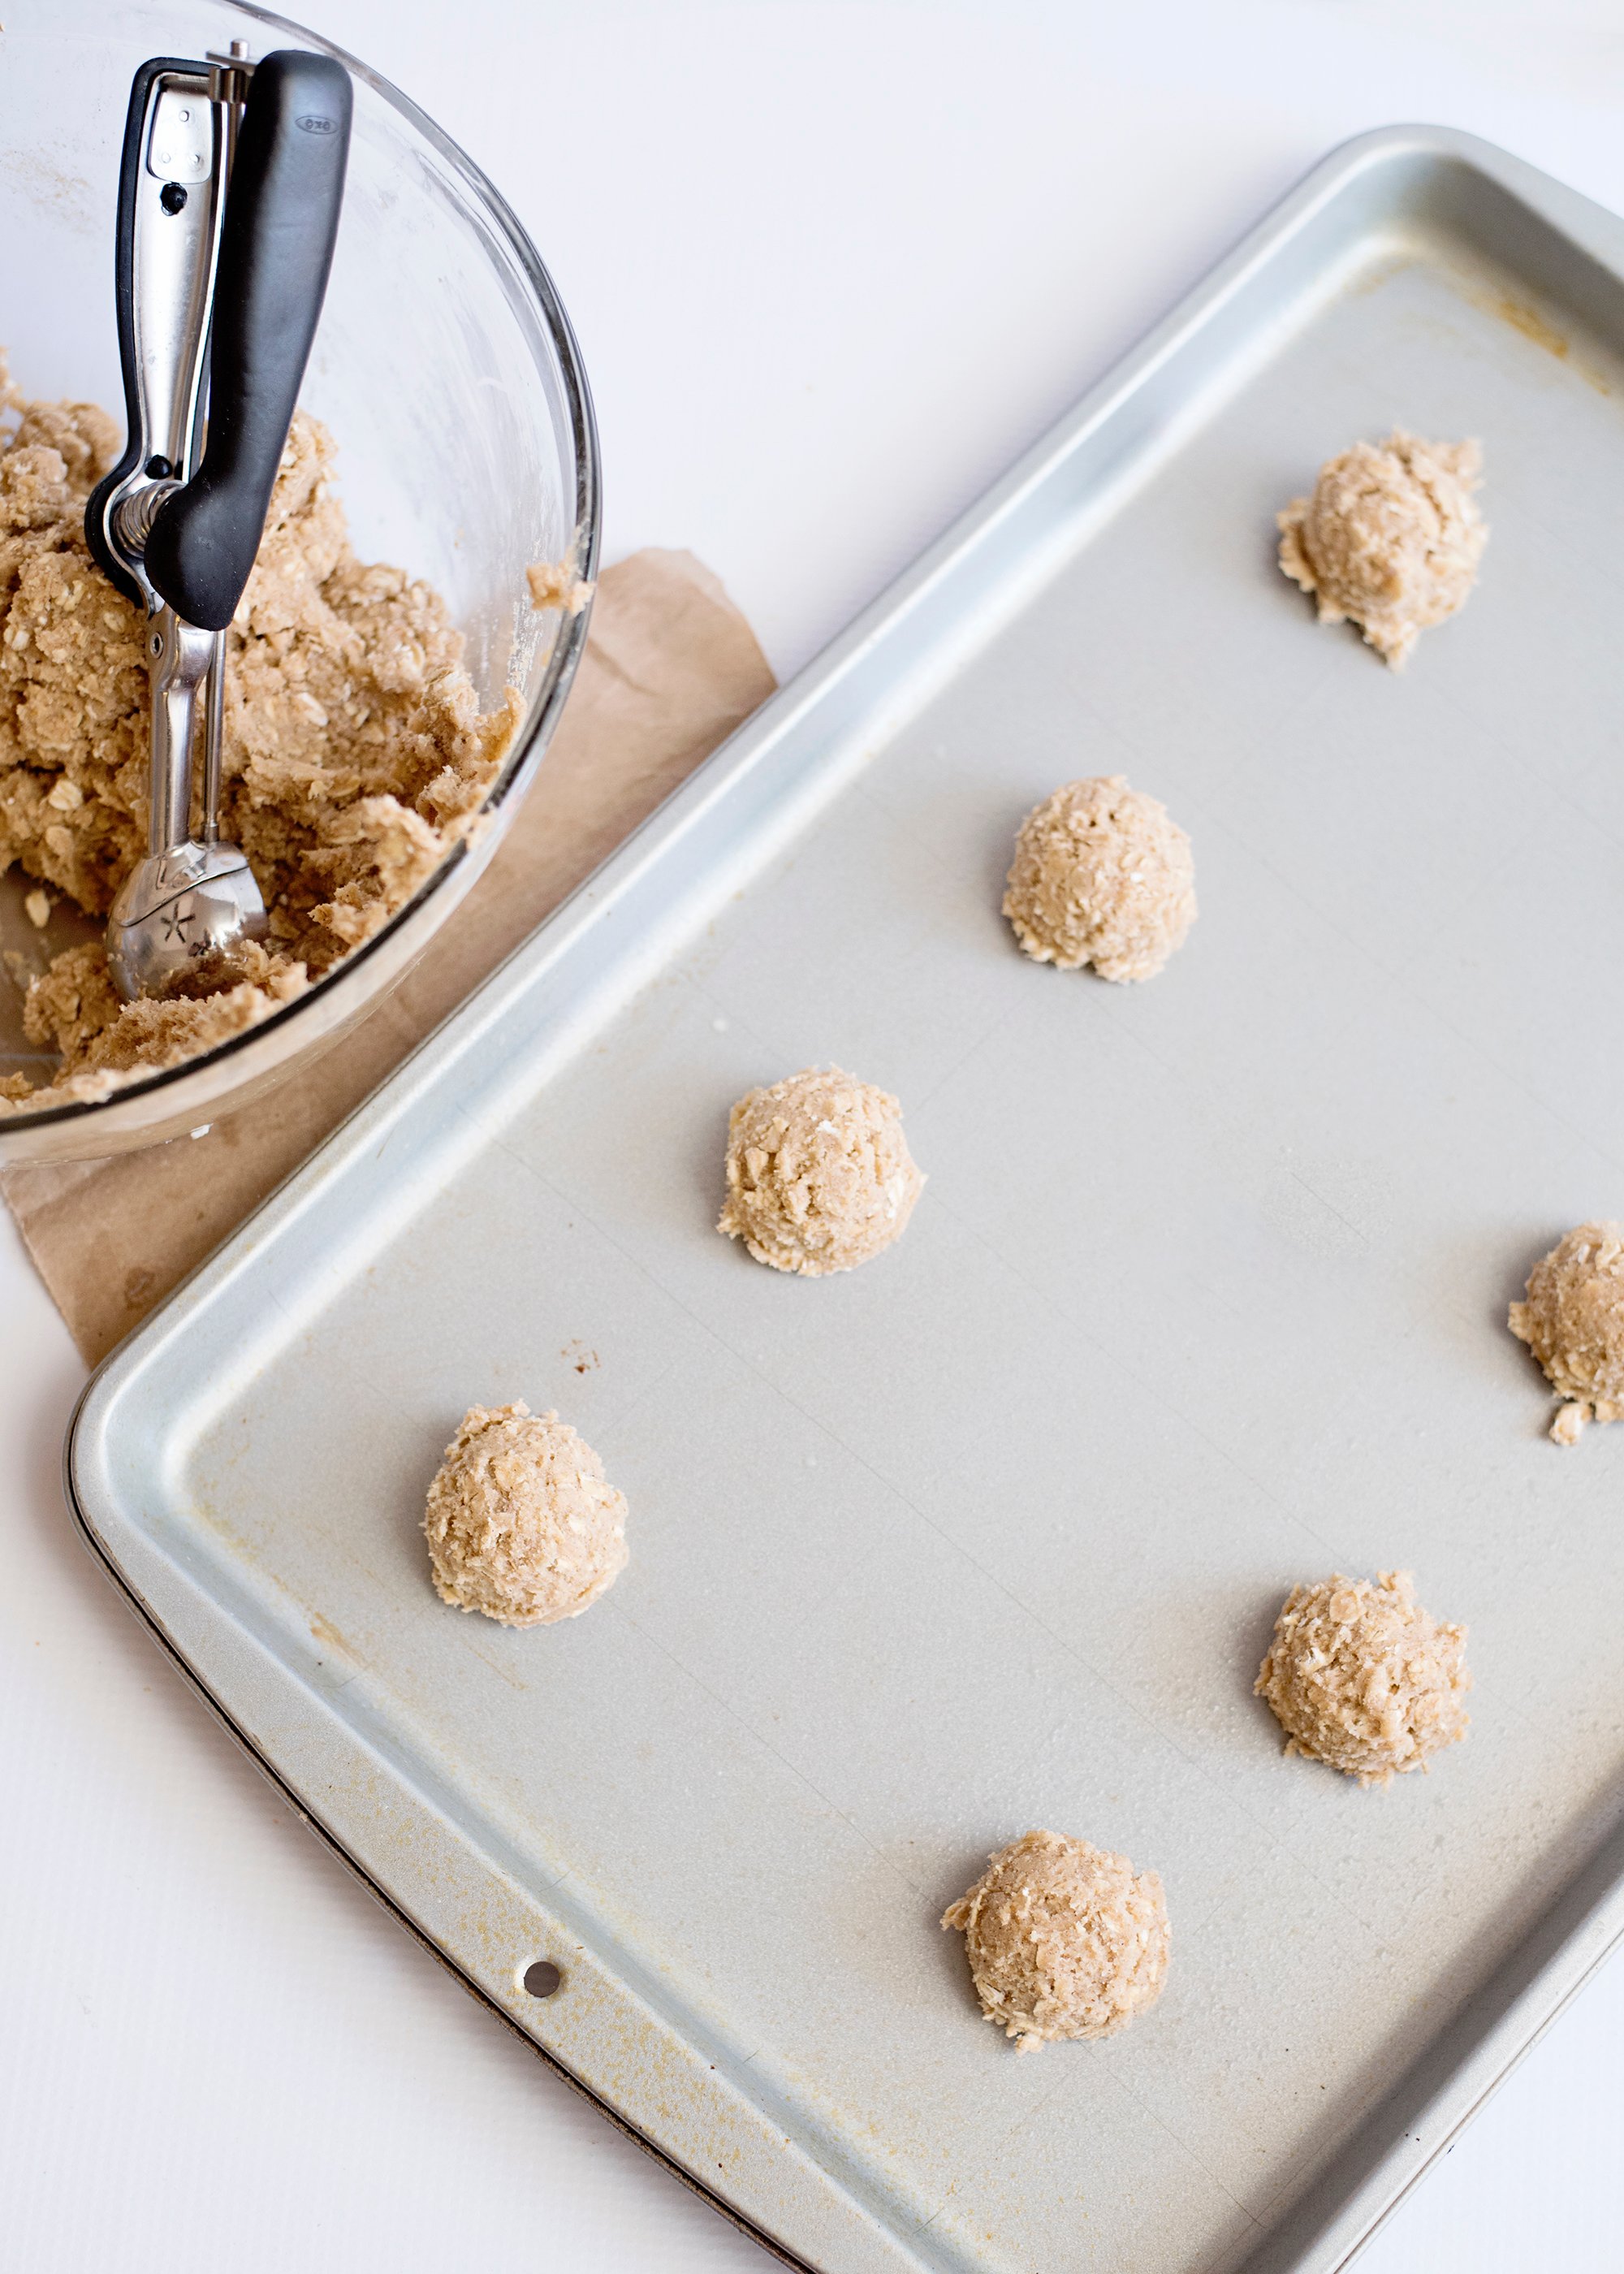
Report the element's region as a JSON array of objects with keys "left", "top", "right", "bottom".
[{"left": 2, "top": 0, "right": 602, "bottom": 1140}]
